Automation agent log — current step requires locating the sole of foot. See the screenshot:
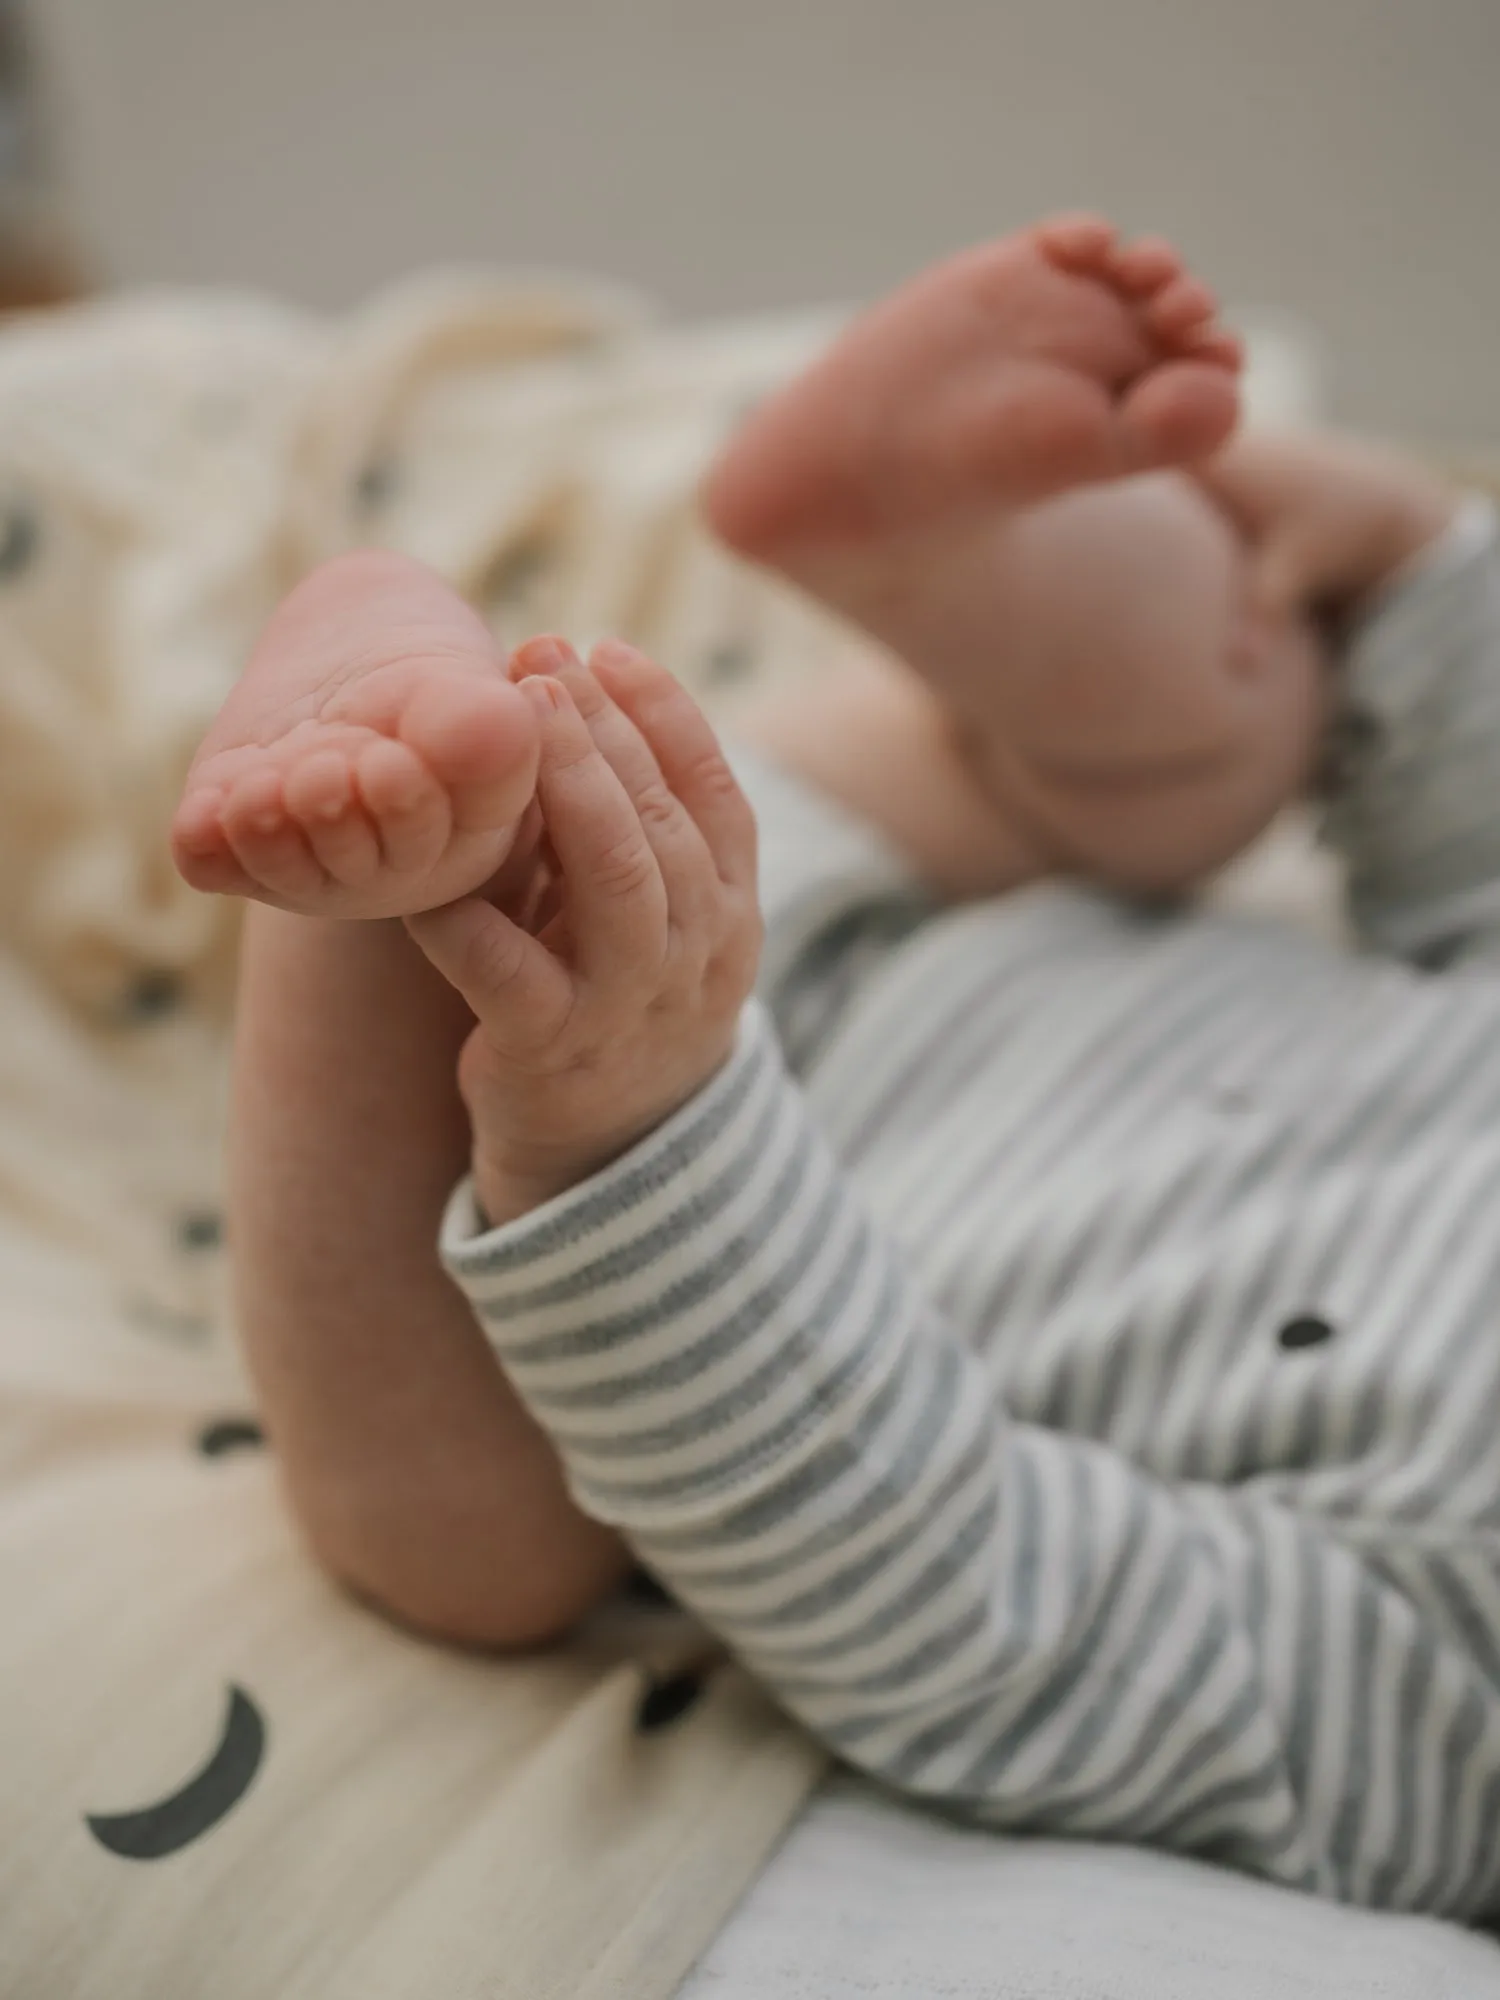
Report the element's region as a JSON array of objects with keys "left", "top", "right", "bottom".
[
  {"left": 702, "top": 213, "right": 1243, "bottom": 562},
  {"left": 171, "top": 551, "right": 543, "bottom": 921}
]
